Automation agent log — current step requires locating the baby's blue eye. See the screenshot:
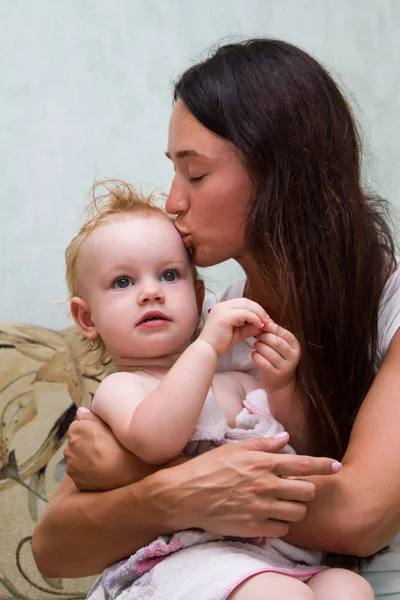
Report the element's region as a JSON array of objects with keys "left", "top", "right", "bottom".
[
  {"left": 112, "top": 277, "right": 133, "bottom": 289},
  {"left": 161, "top": 270, "right": 179, "bottom": 282}
]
